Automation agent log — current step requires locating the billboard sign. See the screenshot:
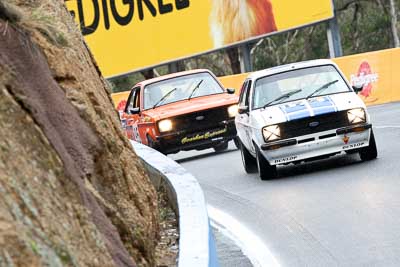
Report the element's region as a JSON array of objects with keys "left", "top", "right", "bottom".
[{"left": 66, "top": 0, "right": 334, "bottom": 77}]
